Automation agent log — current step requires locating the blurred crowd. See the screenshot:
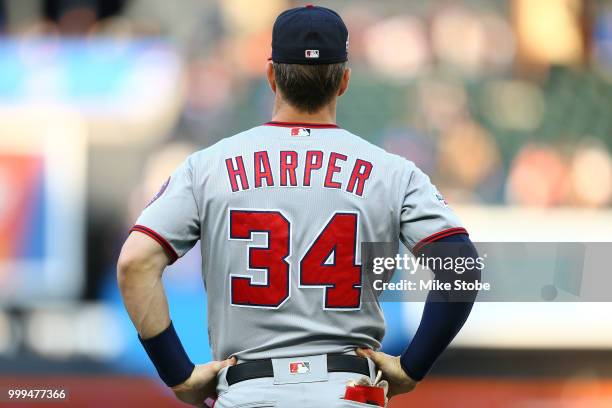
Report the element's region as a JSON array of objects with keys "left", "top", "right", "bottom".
[{"left": 1, "top": 0, "right": 611, "bottom": 209}]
